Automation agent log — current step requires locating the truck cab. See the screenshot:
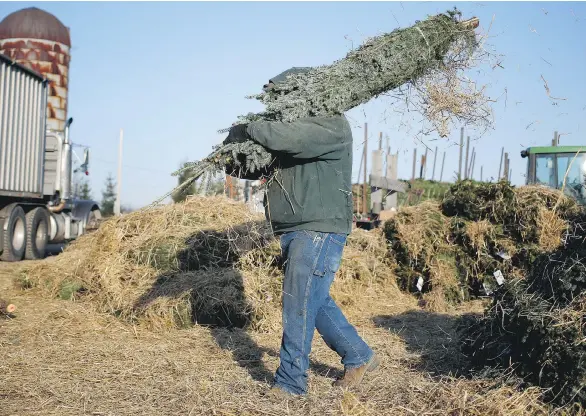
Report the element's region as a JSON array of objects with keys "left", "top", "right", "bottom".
[{"left": 521, "top": 146, "right": 586, "bottom": 204}]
